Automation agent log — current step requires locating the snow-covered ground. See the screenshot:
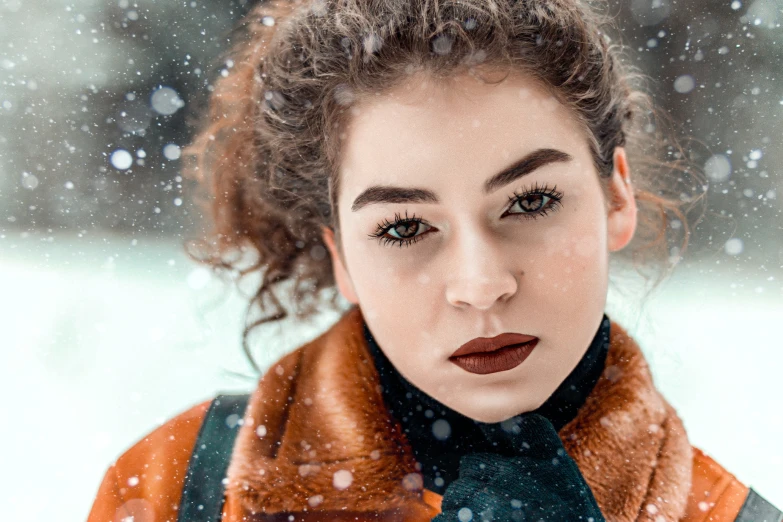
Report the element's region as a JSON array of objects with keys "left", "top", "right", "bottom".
[{"left": 1, "top": 234, "right": 781, "bottom": 521}]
